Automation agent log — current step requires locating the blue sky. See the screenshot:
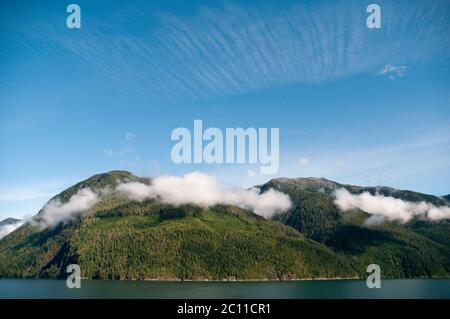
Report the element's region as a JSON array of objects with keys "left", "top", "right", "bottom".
[{"left": 1, "top": 0, "right": 450, "bottom": 220}]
